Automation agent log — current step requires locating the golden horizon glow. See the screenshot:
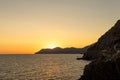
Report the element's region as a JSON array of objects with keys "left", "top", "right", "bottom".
[
  {"left": 42, "top": 41, "right": 61, "bottom": 49},
  {"left": 47, "top": 44, "right": 57, "bottom": 49},
  {"left": 0, "top": 0, "right": 120, "bottom": 54}
]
